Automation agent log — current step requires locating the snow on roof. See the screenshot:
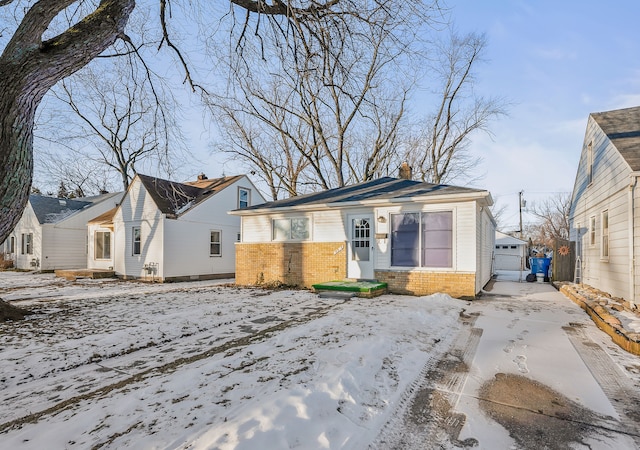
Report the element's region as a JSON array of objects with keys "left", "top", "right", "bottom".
[
  {"left": 29, "top": 195, "right": 92, "bottom": 224},
  {"left": 137, "top": 174, "right": 243, "bottom": 218}
]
